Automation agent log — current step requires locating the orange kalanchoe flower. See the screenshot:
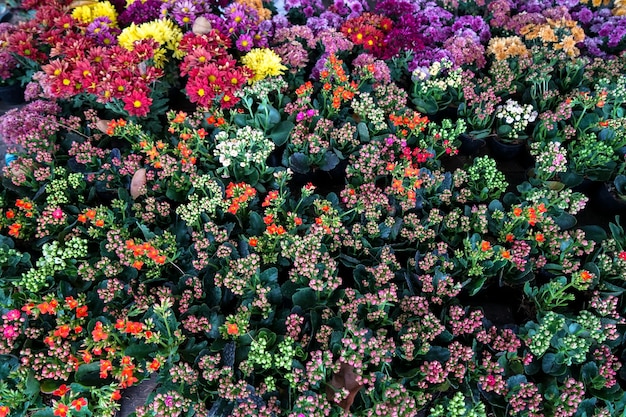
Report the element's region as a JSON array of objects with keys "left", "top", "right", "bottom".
[
  {"left": 226, "top": 323, "right": 239, "bottom": 335},
  {"left": 53, "top": 403, "right": 69, "bottom": 417},
  {"left": 71, "top": 398, "right": 87, "bottom": 411}
]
